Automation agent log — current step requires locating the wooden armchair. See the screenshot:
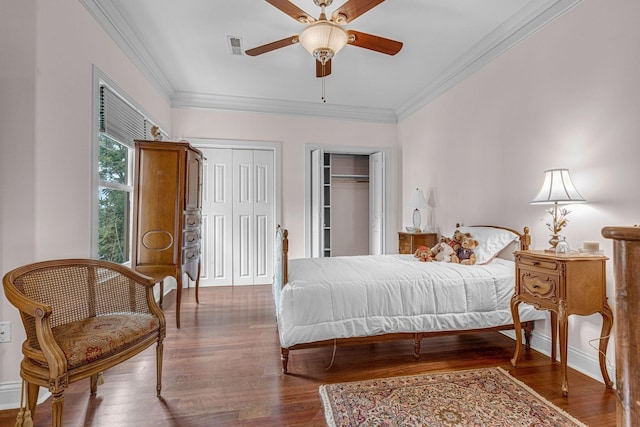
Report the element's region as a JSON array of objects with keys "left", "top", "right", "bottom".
[{"left": 2, "top": 259, "right": 166, "bottom": 427}]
